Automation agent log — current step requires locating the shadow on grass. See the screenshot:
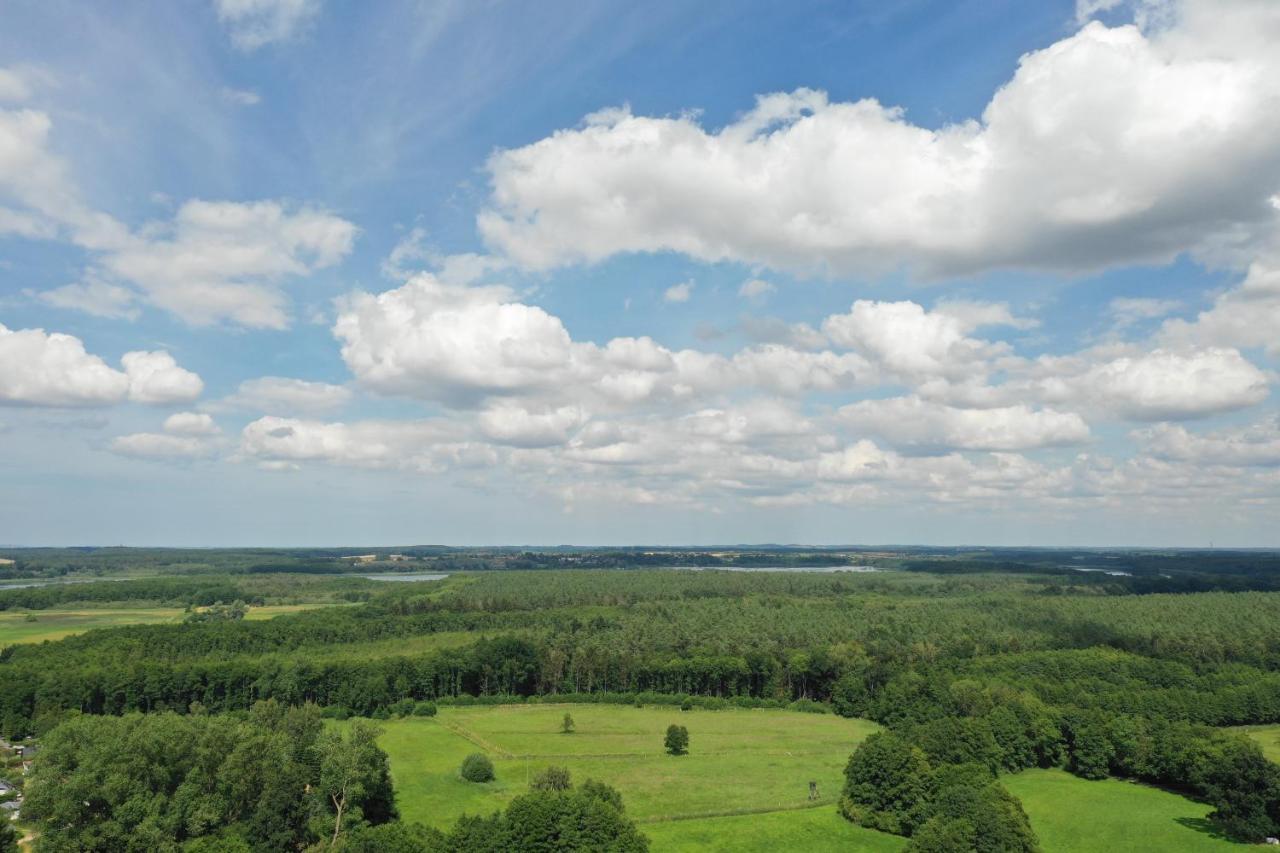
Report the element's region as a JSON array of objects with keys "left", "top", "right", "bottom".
[{"left": 1172, "top": 817, "right": 1242, "bottom": 844}]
